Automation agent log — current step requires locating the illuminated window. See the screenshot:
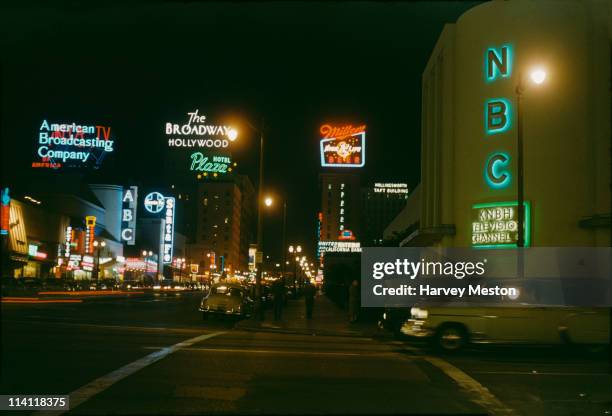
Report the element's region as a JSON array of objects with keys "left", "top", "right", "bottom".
[
  {"left": 341, "top": 183, "right": 345, "bottom": 189},
  {"left": 328, "top": 184, "right": 332, "bottom": 190},
  {"left": 224, "top": 217, "right": 229, "bottom": 224},
  {"left": 340, "top": 209, "right": 344, "bottom": 215},
  {"left": 340, "top": 201, "right": 344, "bottom": 207},
  {"left": 203, "top": 198, "right": 208, "bottom": 206}
]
